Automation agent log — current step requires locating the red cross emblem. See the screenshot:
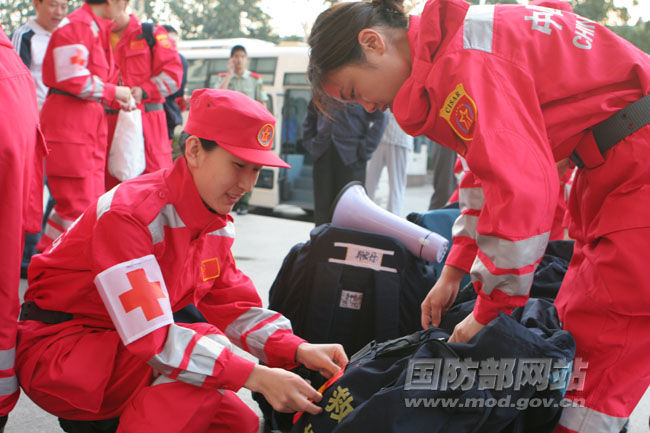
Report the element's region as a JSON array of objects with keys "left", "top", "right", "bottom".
[
  {"left": 119, "top": 269, "right": 167, "bottom": 321},
  {"left": 69, "top": 48, "right": 87, "bottom": 67}
]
